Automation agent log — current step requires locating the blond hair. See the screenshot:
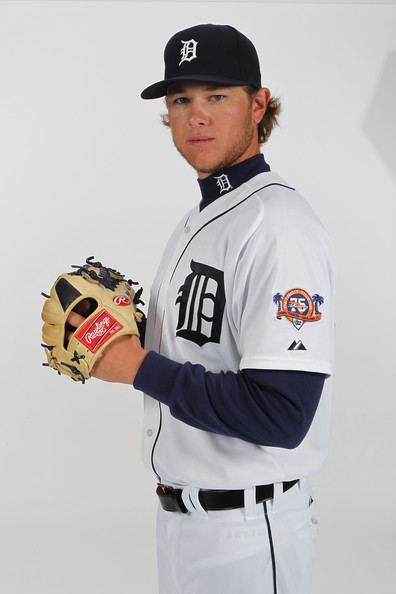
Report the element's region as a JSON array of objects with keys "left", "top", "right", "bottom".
[{"left": 243, "top": 86, "right": 282, "bottom": 144}]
